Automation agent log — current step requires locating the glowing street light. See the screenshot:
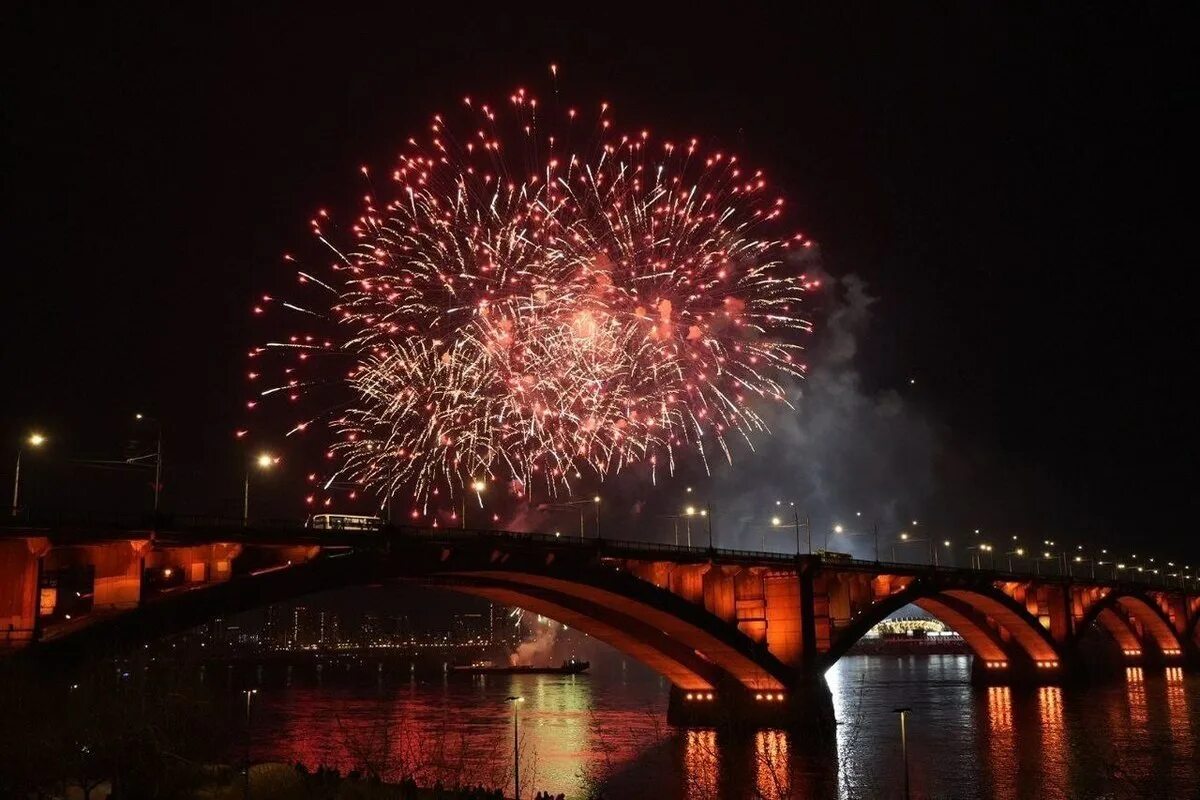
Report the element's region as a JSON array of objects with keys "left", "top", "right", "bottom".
[
  {"left": 130, "top": 413, "right": 164, "bottom": 513},
  {"left": 679, "top": 505, "right": 697, "bottom": 547},
  {"left": 894, "top": 530, "right": 937, "bottom": 566},
  {"left": 832, "top": 521, "right": 880, "bottom": 561},
  {"left": 243, "top": 452, "right": 278, "bottom": 523},
  {"left": 462, "top": 479, "right": 486, "bottom": 529},
  {"left": 12, "top": 432, "right": 47, "bottom": 517},
  {"left": 594, "top": 495, "right": 602, "bottom": 539},
  {"left": 966, "top": 542, "right": 994, "bottom": 570},
  {"left": 769, "top": 502, "right": 808, "bottom": 555},
  {"left": 1005, "top": 546, "right": 1026, "bottom": 572}
]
